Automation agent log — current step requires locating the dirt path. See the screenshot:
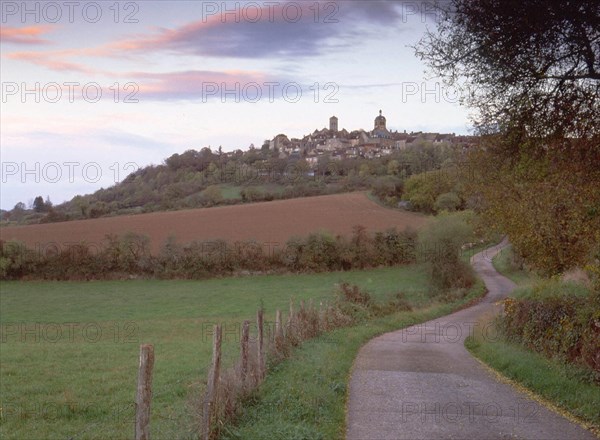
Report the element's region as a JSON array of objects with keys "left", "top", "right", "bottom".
[{"left": 346, "top": 239, "right": 596, "bottom": 439}]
